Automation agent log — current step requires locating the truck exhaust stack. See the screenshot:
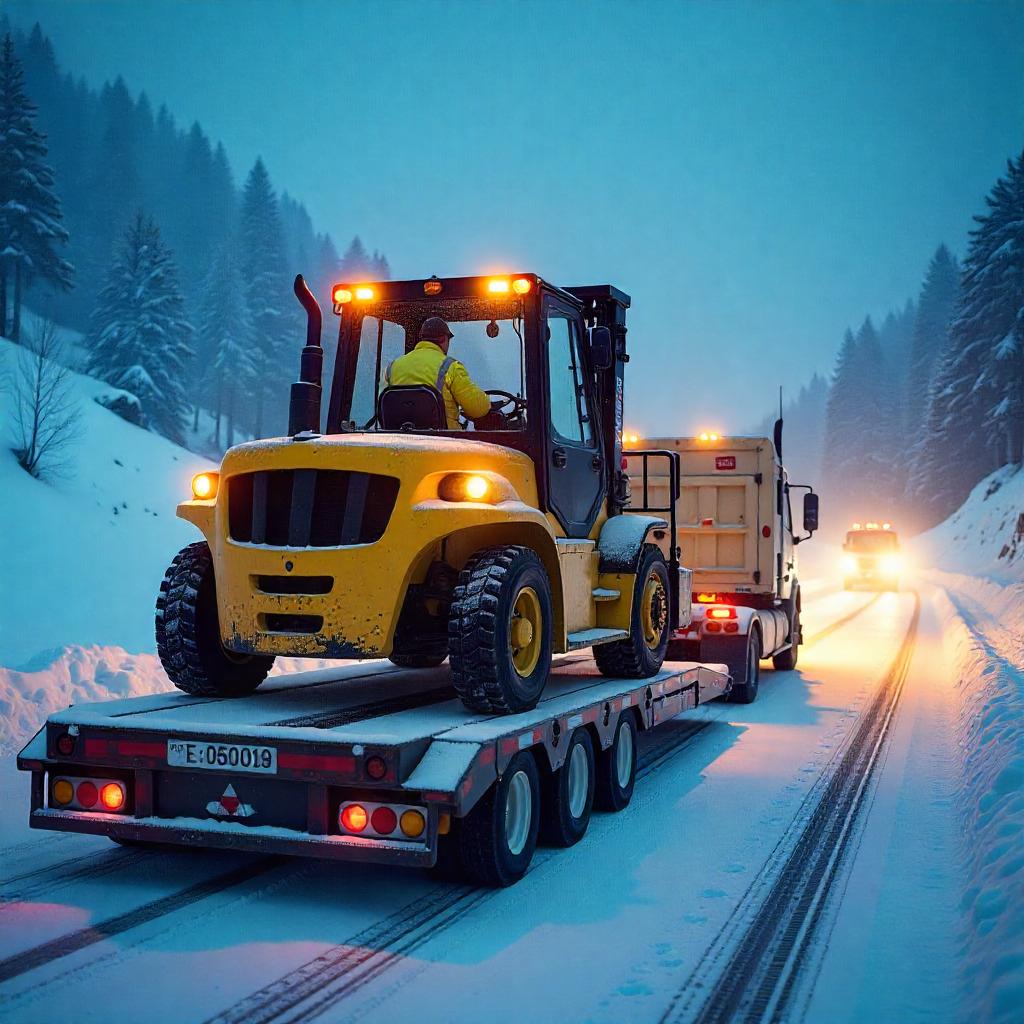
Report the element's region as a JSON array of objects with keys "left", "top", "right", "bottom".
[{"left": 288, "top": 274, "right": 324, "bottom": 436}]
